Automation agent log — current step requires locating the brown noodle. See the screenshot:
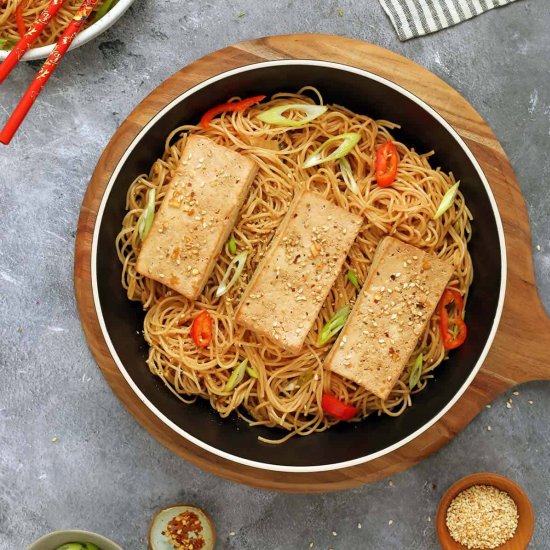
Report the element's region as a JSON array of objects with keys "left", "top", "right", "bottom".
[
  {"left": 115, "top": 87, "right": 473, "bottom": 443},
  {"left": 0, "top": 1, "right": 104, "bottom": 47}
]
